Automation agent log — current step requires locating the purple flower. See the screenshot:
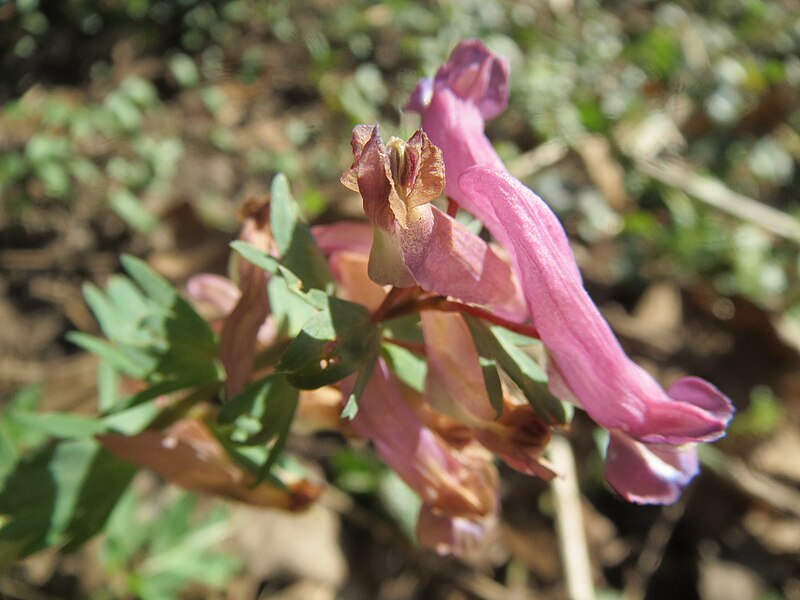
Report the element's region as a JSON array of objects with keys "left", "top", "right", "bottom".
[{"left": 410, "top": 40, "right": 734, "bottom": 503}]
